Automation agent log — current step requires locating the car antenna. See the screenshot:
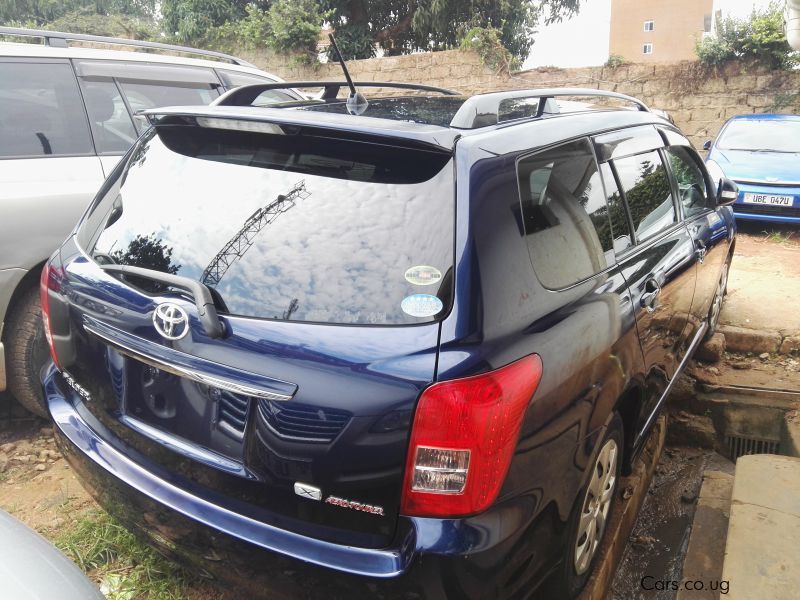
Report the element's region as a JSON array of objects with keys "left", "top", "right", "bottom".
[{"left": 328, "top": 33, "right": 368, "bottom": 116}]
